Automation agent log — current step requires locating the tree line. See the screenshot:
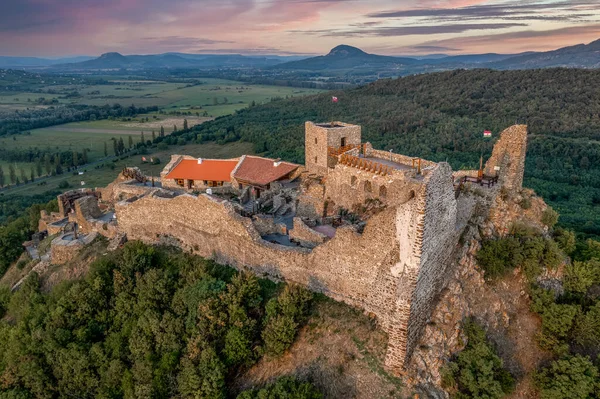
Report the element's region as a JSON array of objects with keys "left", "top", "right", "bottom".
[{"left": 0, "top": 103, "right": 159, "bottom": 137}]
